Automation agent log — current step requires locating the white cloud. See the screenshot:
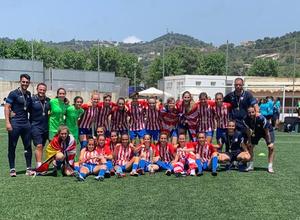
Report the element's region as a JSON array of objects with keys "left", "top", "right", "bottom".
[{"left": 123, "top": 35, "right": 142, "bottom": 44}]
